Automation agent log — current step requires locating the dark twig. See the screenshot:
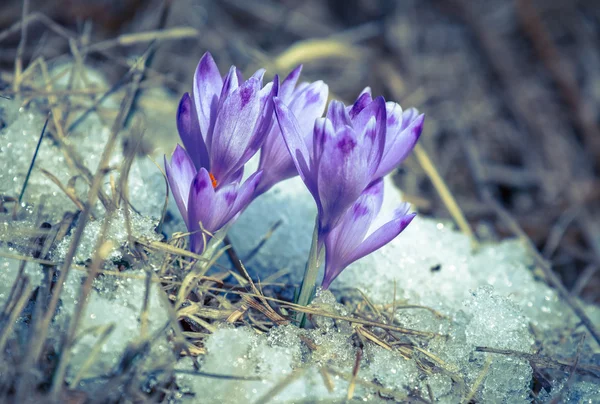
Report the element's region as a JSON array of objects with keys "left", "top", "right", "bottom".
[
  {"left": 570, "top": 264, "right": 599, "bottom": 298},
  {"left": 224, "top": 235, "right": 247, "bottom": 278},
  {"left": 16, "top": 113, "right": 48, "bottom": 205},
  {"left": 475, "top": 346, "right": 599, "bottom": 378}
]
